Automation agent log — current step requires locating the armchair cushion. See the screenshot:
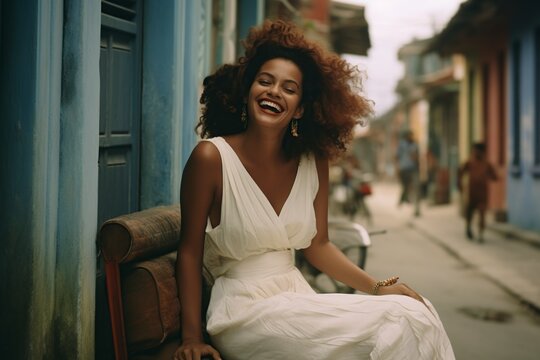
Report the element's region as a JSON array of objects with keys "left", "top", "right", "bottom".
[{"left": 122, "top": 252, "right": 180, "bottom": 353}]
